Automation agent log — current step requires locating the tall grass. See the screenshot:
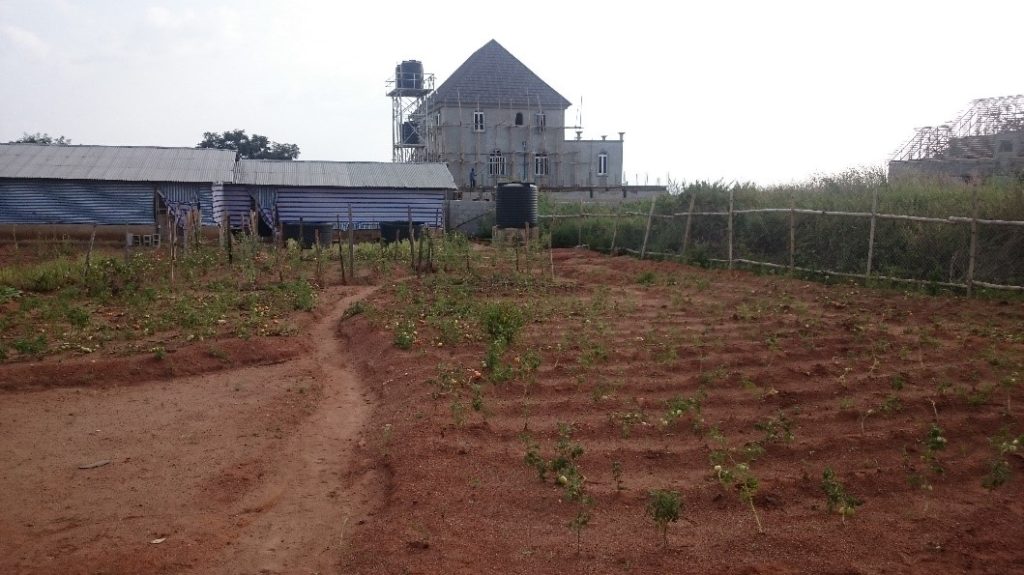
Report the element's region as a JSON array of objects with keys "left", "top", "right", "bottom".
[{"left": 542, "top": 168, "right": 1024, "bottom": 286}]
